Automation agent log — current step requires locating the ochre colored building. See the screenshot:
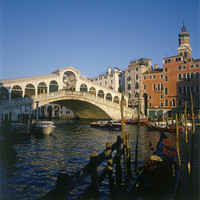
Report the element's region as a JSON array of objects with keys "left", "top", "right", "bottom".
[{"left": 142, "top": 25, "right": 200, "bottom": 117}]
